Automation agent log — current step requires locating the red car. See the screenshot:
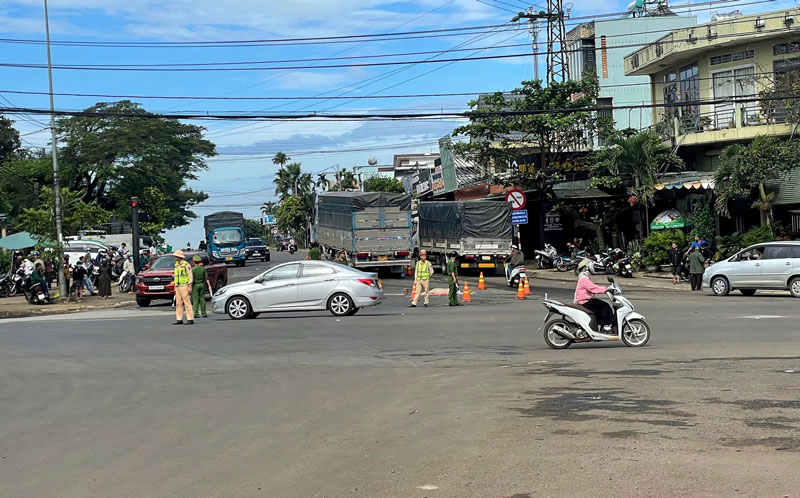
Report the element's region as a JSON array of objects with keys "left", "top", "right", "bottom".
[{"left": 134, "top": 251, "right": 228, "bottom": 307}]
